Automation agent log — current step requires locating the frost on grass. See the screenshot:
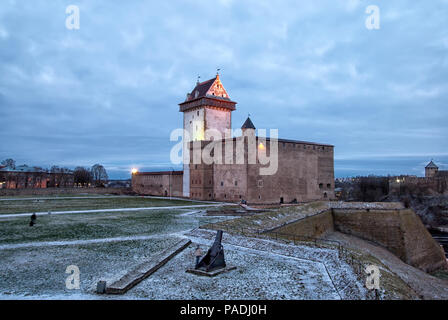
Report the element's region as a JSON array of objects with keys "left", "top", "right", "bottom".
[
  {"left": 0, "top": 237, "right": 181, "bottom": 299},
  {"left": 0, "top": 208, "right": 228, "bottom": 245},
  {"left": 184, "top": 229, "right": 368, "bottom": 300}
]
